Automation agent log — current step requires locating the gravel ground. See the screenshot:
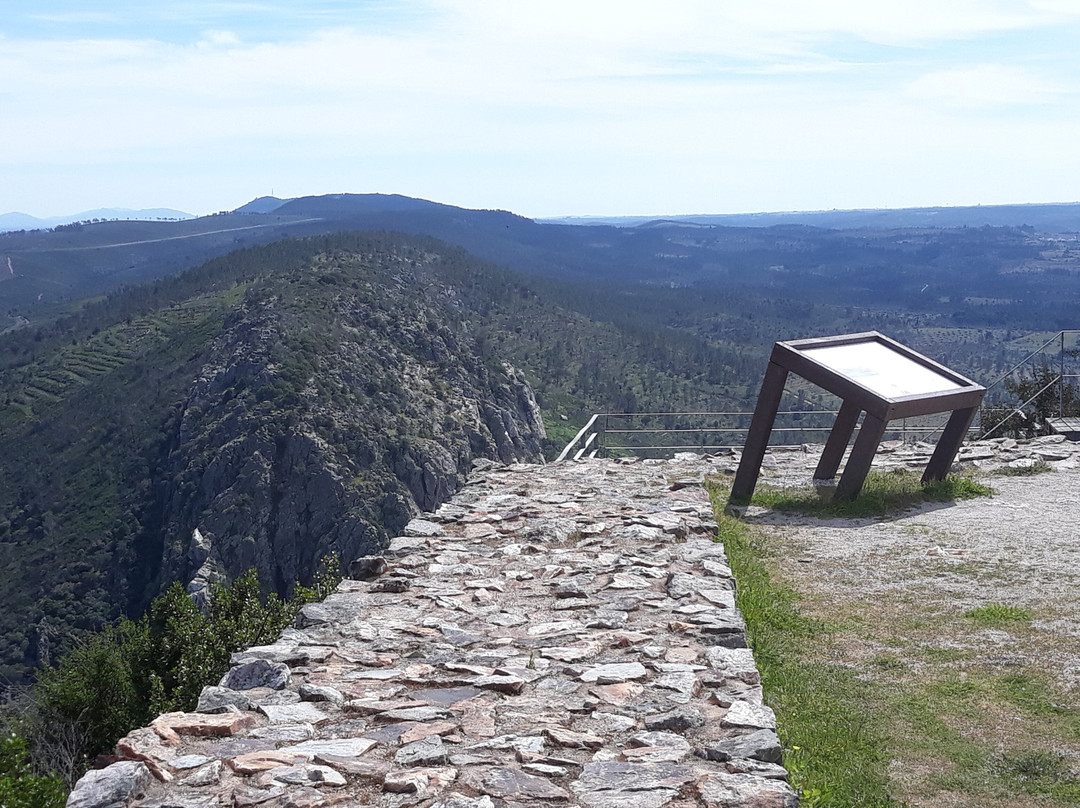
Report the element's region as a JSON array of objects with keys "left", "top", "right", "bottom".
[
  {"left": 744, "top": 467, "right": 1080, "bottom": 693},
  {"left": 730, "top": 442, "right": 1080, "bottom": 807}
]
